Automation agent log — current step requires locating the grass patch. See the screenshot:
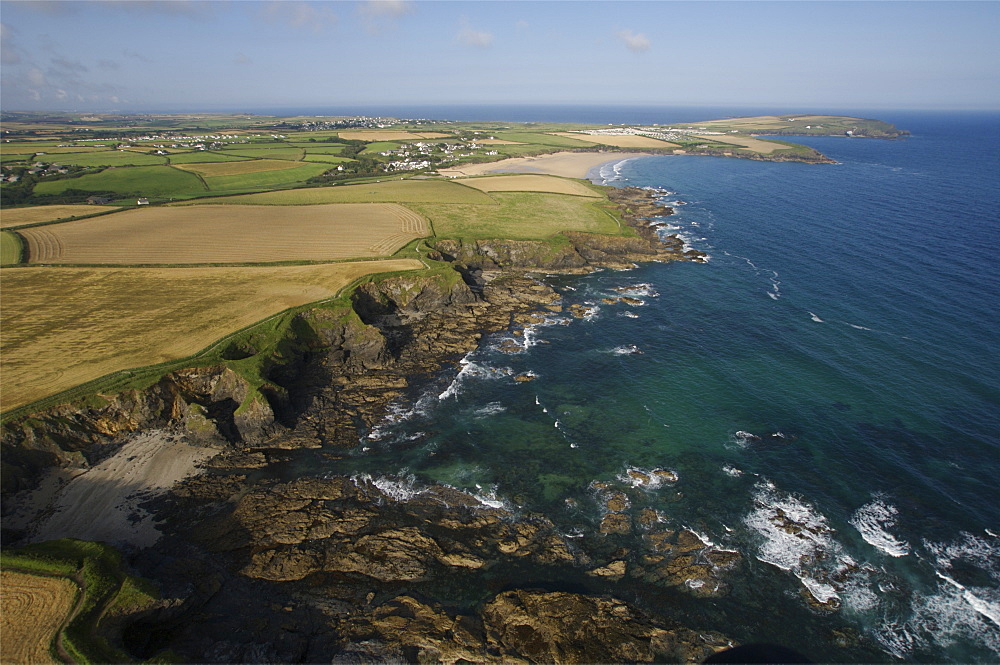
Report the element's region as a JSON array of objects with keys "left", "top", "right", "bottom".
[
  {"left": 492, "top": 131, "right": 596, "bottom": 148},
  {"left": 0, "top": 260, "right": 423, "bottom": 412},
  {"left": 175, "top": 179, "right": 495, "bottom": 205},
  {"left": 410, "top": 191, "right": 623, "bottom": 241},
  {"left": 1, "top": 230, "right": 25, "bottom": 264},
  {"left": 32, "top": 165, "right": 207, "bottom": 199},
  {"left": 301, "top": 153, "right": 357, "bottom": 164},
  {"left": 454, "top": 174, "right": 602, "bottom": 198}
]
